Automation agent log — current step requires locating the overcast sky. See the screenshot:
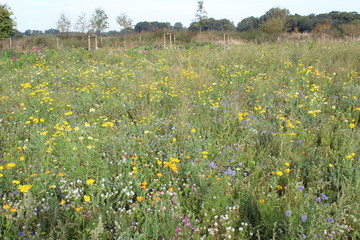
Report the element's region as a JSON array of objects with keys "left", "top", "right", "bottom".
[{"left": 3, "top": 0, "right": 360, "bottom": 32}]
